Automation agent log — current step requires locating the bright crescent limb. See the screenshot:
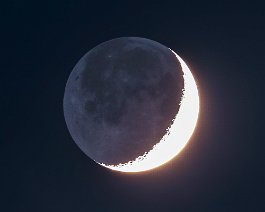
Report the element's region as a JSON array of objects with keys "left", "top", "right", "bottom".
[{"left": 99, "top": 50, "right": 200, "bottom": 172}]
